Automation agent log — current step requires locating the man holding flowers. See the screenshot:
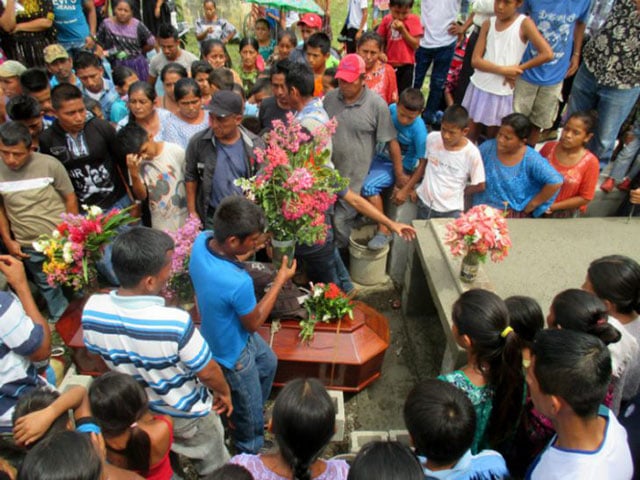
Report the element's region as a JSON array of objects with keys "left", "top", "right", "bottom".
[{"left": 0, "top": 122, "right": 77, "bottom": 322}]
